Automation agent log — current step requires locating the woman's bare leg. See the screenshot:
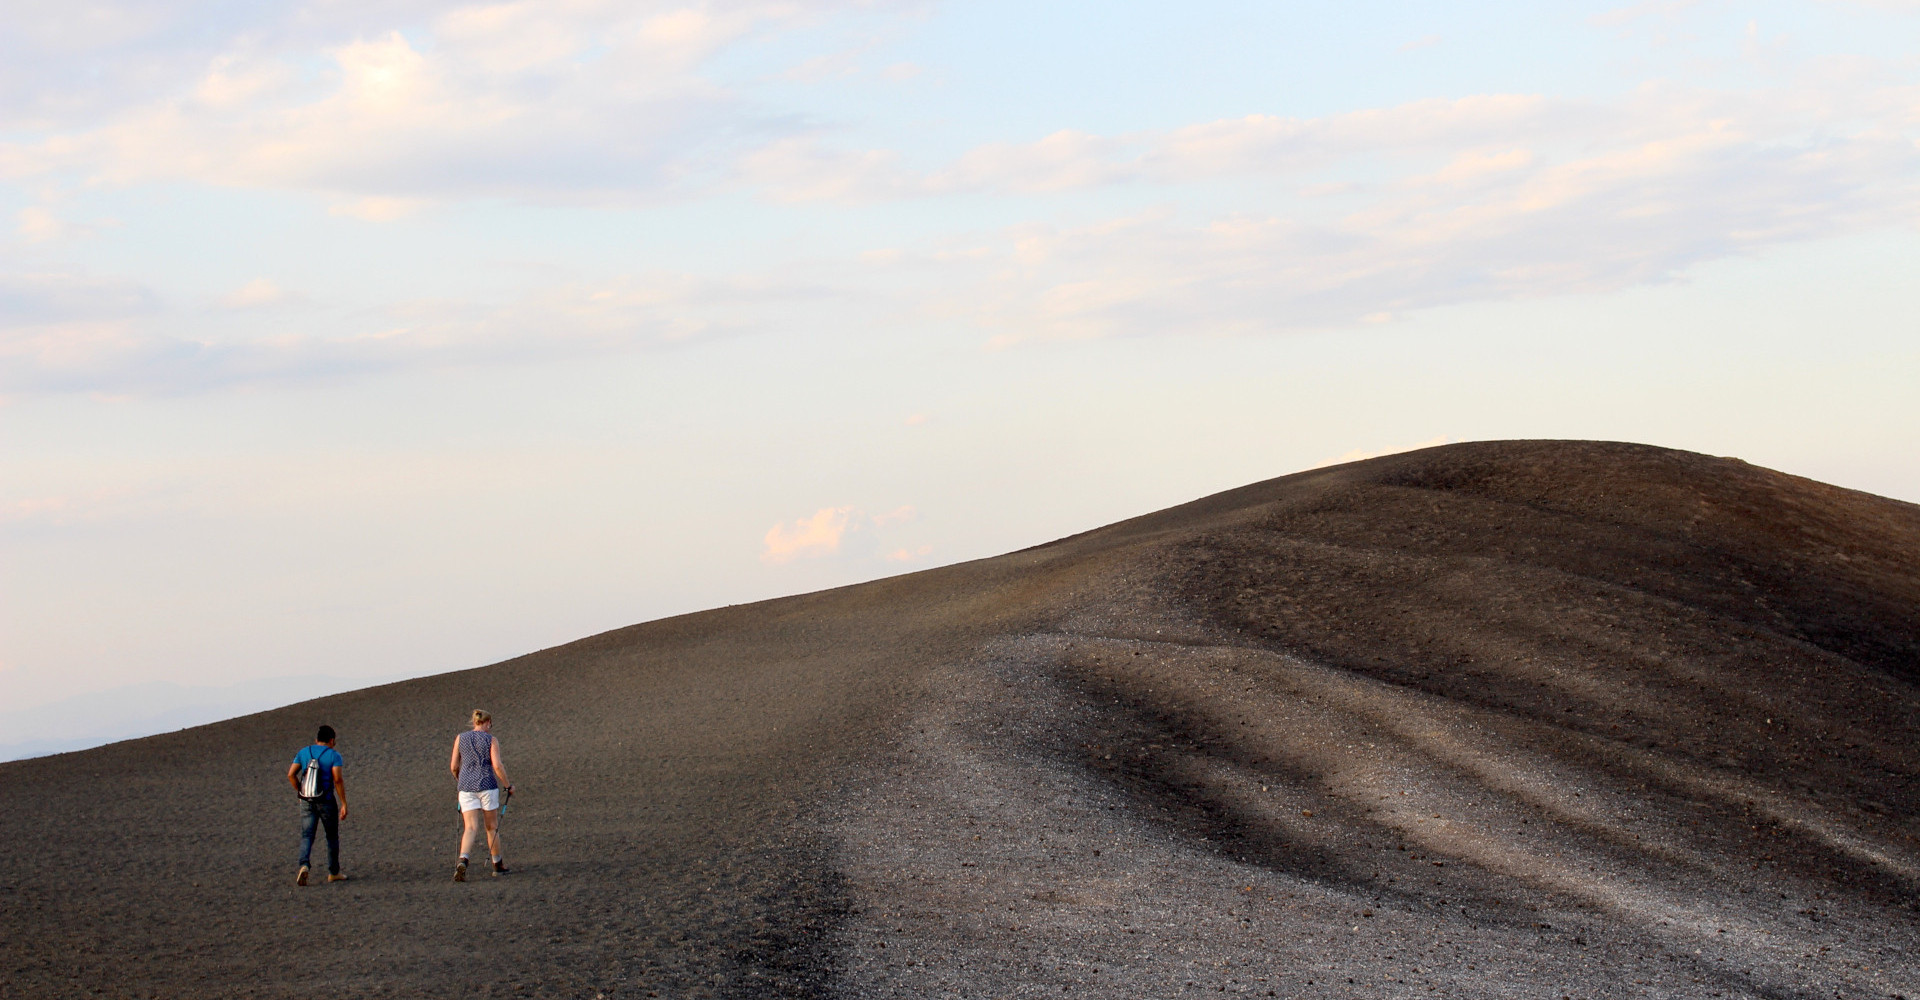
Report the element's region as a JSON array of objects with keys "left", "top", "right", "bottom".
[
  {"left": 483, "top": 808, "right": 502, "bottom": 859},
  {"left": 460, "top": 809, "right": 483, "bottom": 858}
]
